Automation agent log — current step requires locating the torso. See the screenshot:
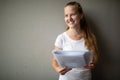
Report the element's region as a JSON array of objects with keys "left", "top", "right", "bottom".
[{"left": 55, "top": 32, "right": 91, "bottom": 80}]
